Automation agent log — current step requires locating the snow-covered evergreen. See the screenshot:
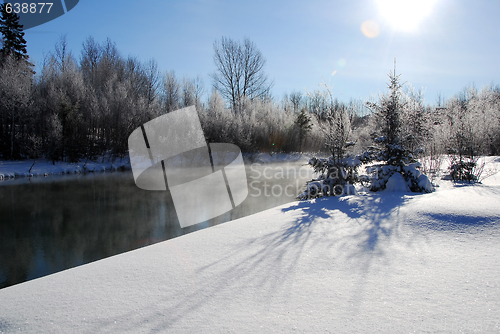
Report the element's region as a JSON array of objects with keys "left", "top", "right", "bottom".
[
  {"left": 300, "top": 67, "right": 435, "bottom": 198},
  {"left": 297, "top": 154, "right": 361, "bottom": 199},
  {"left": 363, "top": 67, "right": 434, "bottom": 193},
  {"left": 298, "top": 84, "right": 364, "bottom": 199}
]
